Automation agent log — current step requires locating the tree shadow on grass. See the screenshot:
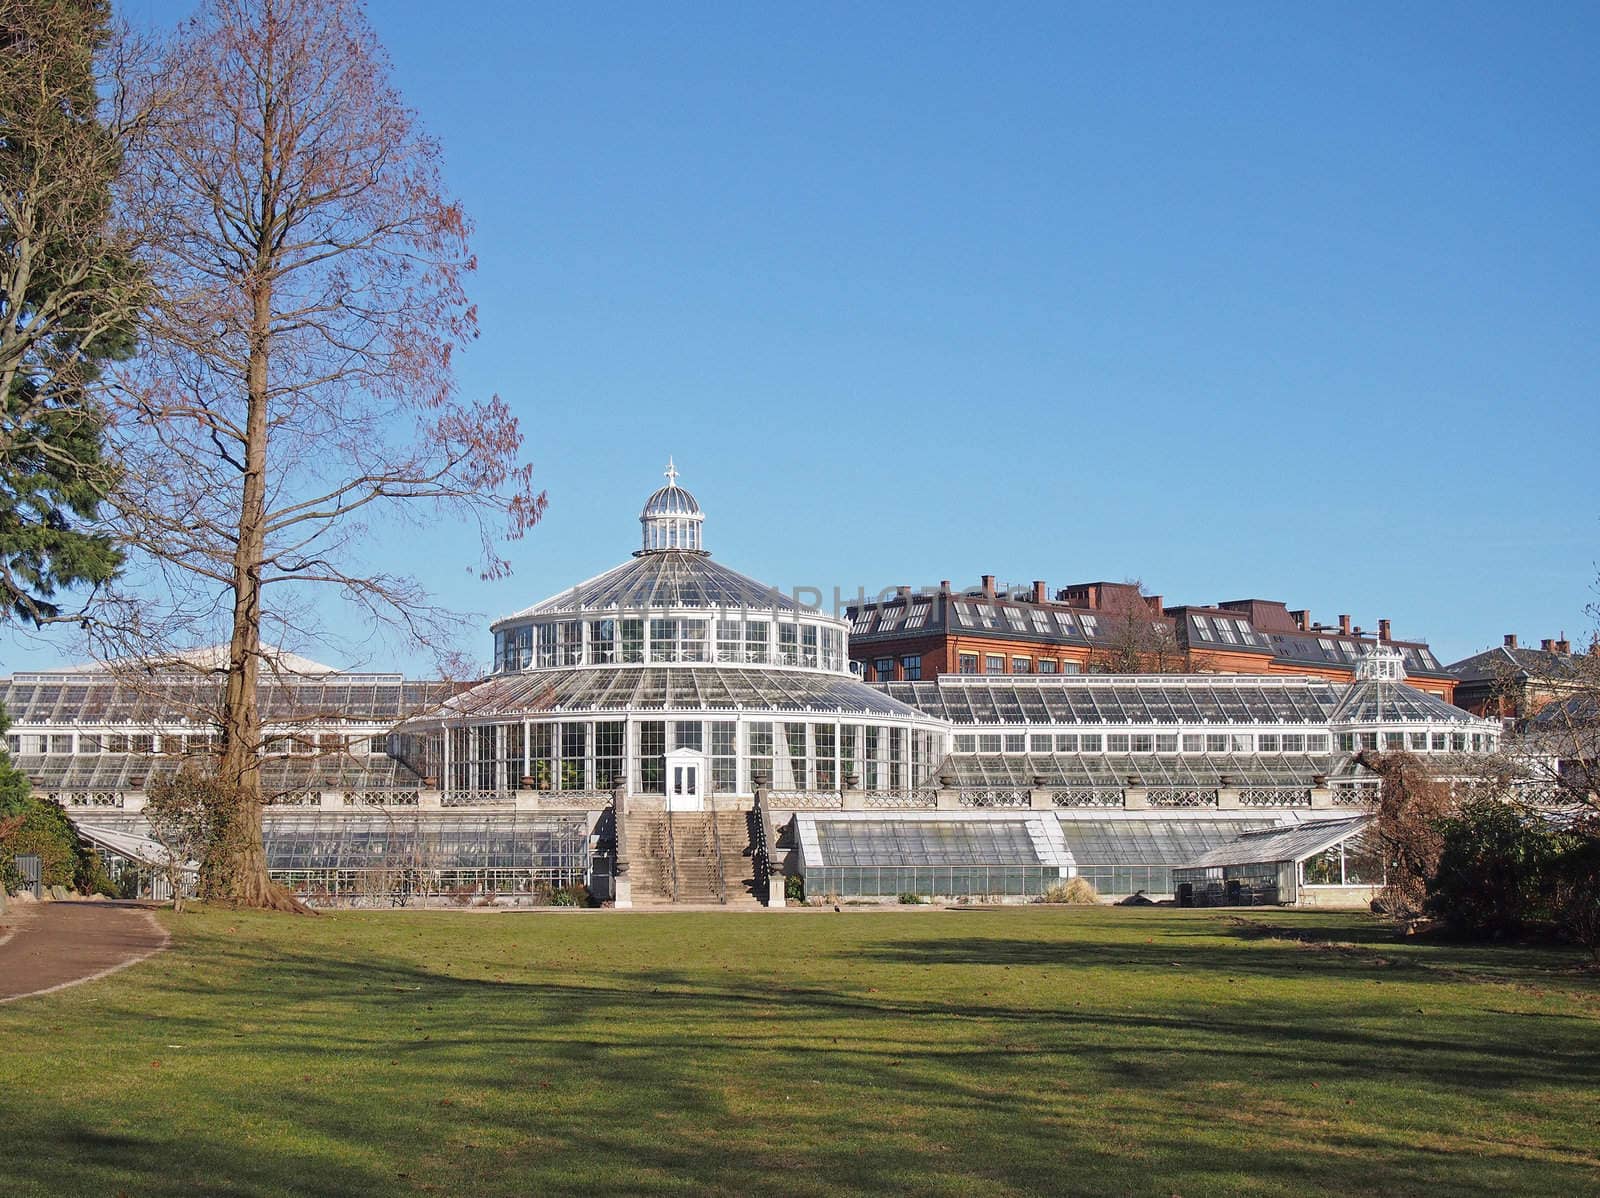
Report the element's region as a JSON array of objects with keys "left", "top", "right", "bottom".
[
  {"left": 4, "top": 916, "right": 1598, "bottom": 1197},
  {"left": 5, "top": 1120, "right": 393, "bottom": 1198}
]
